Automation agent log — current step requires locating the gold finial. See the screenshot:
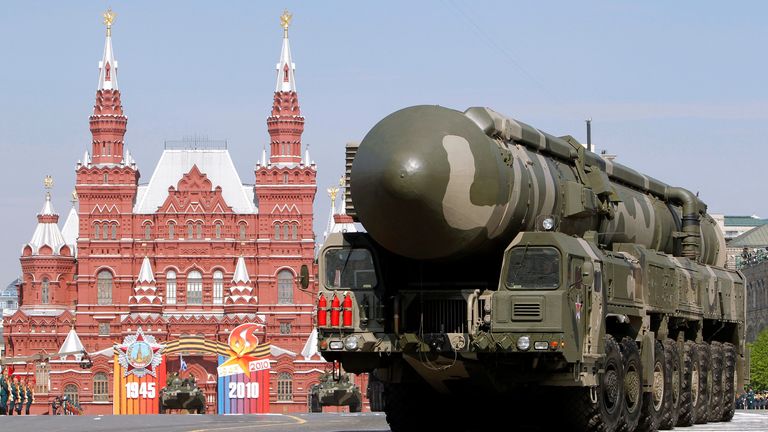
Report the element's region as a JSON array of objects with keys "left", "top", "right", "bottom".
[
  {"left": 338, "top": 176, "right": 345, "bottom": 188},
  {"left": 280, "top": 9, "right": 293, "bottom": 36},
  {"left": 43, "top": 175, "right": 54, "bottom": 190},
  {"left": 103, "top": 8, "right": 116, "bottom": 36},
  {"left": 71, "top": 189, "right": 79, "bottom": 206},
  {"left": 327, "top": 186, "right": 339, "bottom": 204}
]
